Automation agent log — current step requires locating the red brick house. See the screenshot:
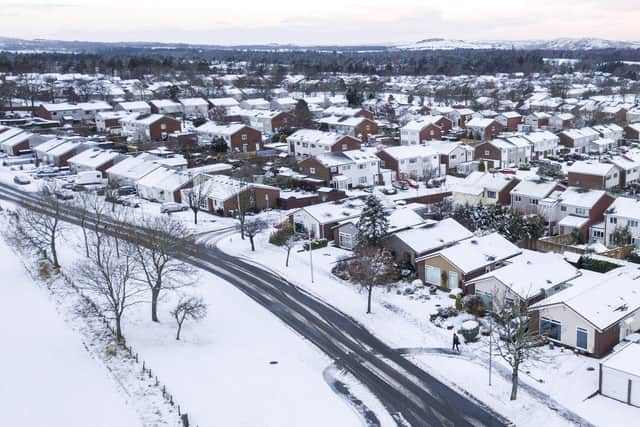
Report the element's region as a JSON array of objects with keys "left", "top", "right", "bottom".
[{"left": 195, "top": 122, "right": 262, "bottom": 153}]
